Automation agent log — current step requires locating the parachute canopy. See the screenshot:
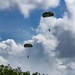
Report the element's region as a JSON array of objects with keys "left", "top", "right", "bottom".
[
  {"left": 24, "top": 43, "right": 33, "bottom": 48},
  {"left": 42, "top": 11, "right": 54, "bottom": 18}
]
